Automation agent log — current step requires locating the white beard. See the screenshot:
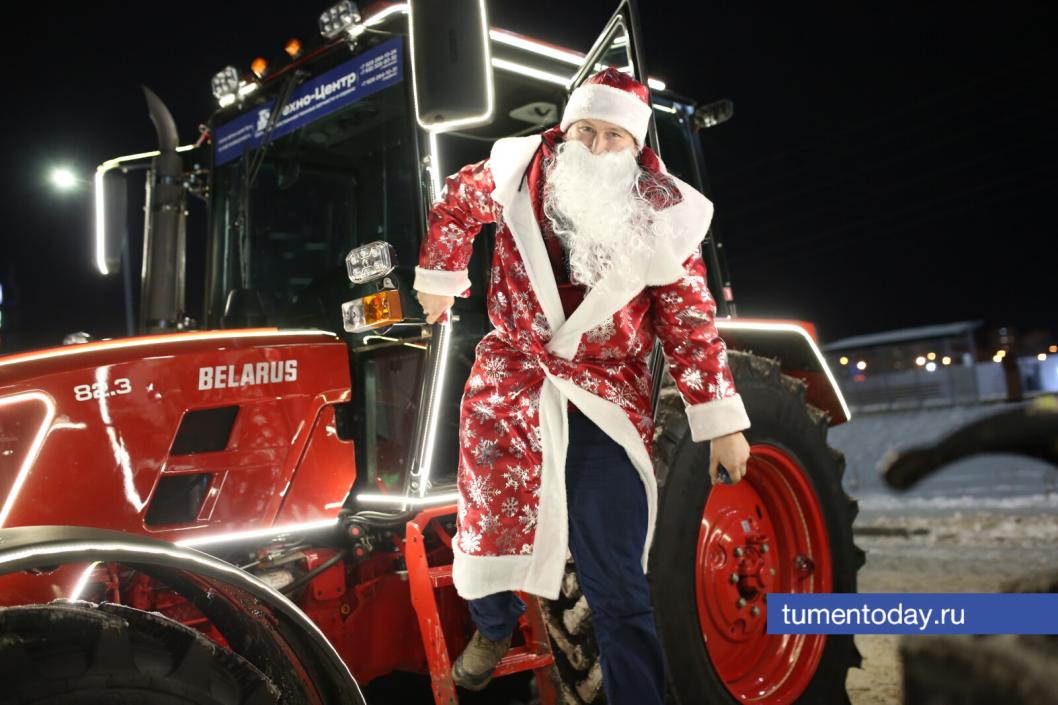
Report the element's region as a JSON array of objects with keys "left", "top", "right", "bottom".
[{"left": 542, "top": 139, "right": 678, "bottom": 291}]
